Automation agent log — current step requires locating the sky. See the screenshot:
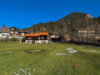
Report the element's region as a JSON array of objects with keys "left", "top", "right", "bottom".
[{"left": 0, "top": 0, "right": 100, "bottom": 29}]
